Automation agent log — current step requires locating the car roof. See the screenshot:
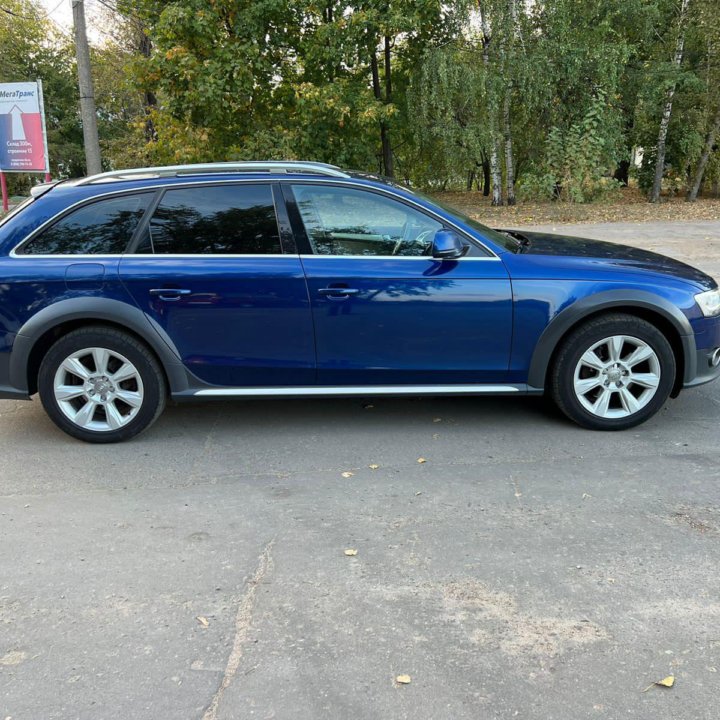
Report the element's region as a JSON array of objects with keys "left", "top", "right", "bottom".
[{"left": 35, "top": 161, "right": 409, "bottom": 200}]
